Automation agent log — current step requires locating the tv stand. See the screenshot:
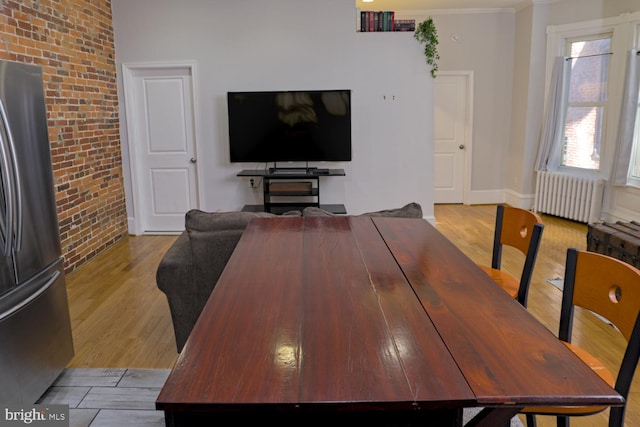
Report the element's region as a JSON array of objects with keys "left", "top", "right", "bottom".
[
  {"left": 268, "top": 167, "right": 331, "bottom": 175},
  {"left": 269, "top": 168, "right": 310, "bottom": 175},
  {"left": 237, "top": 168, "right": 346, "bottom": 214}
]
